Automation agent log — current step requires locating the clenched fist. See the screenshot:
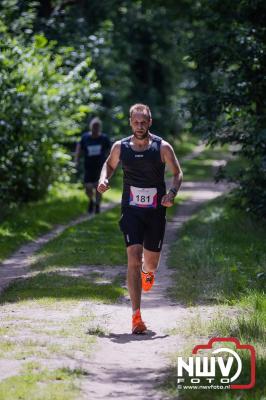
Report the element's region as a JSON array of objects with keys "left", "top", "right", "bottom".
[
  {"left": 97, "top": 178, "right": 110, "bottom": 193},
  {"left": 161, "top": 192, "right": 175, "bottom": 207}
]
